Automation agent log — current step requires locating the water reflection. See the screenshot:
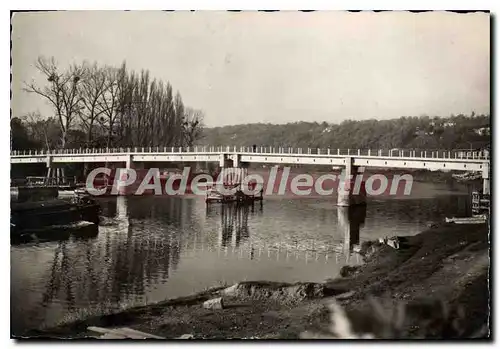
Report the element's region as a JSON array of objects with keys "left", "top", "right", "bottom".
[
  {"left": 206, "top": 203, "right": 263, "bottom": 248},
  {"left": 11, "top": 189, "right": 471, "bottom": 334},
  {"left": 40, "top": 241, "right": 74, "bottom": 310},
  {"left": 337, "top": 205, "right": 366, "bottom": 255},
  {"left": 11, "top": 223, "right": 99, "bottom": 246}
]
